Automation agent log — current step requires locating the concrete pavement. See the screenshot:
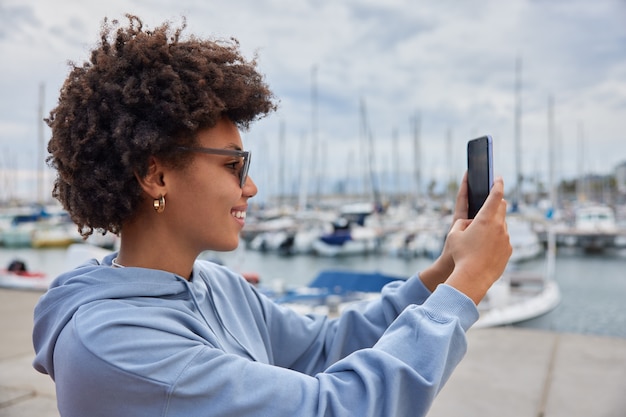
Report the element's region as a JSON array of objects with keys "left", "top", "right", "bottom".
[
  {"left": 1, "top": 287, "right": 625, "bottom": 417},
  {"left": 0, "top": 289, "right": 57, "bottom": 417},
  {"left": 428, "top": 323, "right": 626, "bottom": 417}
]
